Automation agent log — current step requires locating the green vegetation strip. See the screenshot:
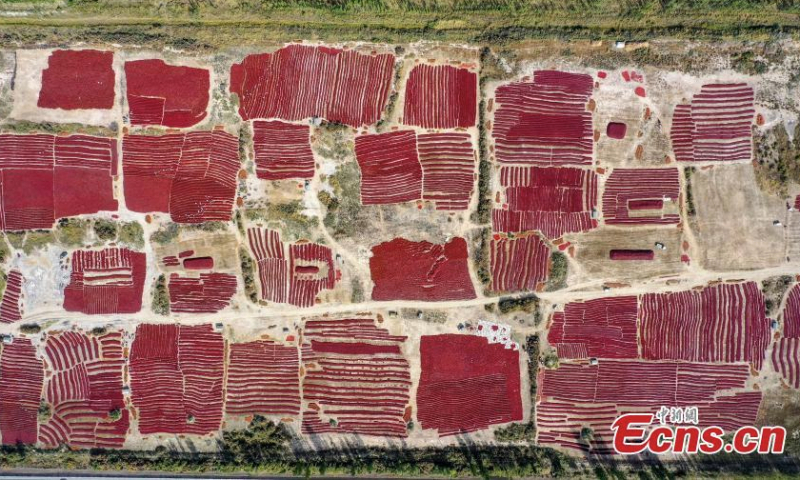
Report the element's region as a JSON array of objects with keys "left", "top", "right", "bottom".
[
  {"left": 0, "top": 417, "right": 576, "bottom": 477},
  {"left": 3, "top": 1, "right": 800, "bottom": 47},
  {"left": 239, "top": 247, "right": 259, "bottom": 304},
  {"left": 151, "top": 274, "right": 169, "bottom": 316},
  {"left": 3, "top": 416, "right": 800, "bottom": 478},
  {"left": 495, "top": 334, "right": 538, "bottom": 442}
]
